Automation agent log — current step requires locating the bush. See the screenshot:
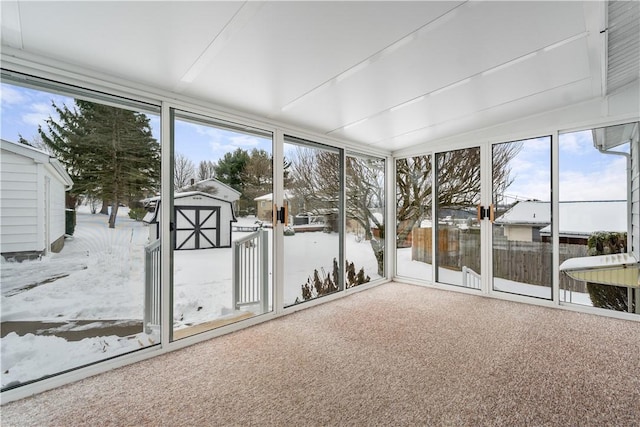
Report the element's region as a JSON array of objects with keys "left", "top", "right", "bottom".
[
  {"left": 299, "top": 258, "right": 371, "bottom": 302},
  {"left": 65, "top": 209, "right": 76, "bottom": 236},
  {"left": 128, "top": 207, "right": 147, "bottom": 221},
  {"left": 586, "top": 231, "right": 628, "bottom": 311}
]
